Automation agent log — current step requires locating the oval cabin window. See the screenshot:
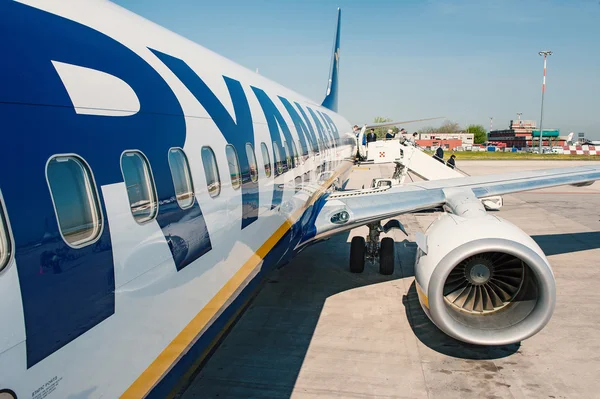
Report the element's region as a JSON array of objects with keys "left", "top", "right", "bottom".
[
  {"left": 121, "top": 151, "right": 158, "bottom": 223},
  {"left": 0, "top": 195, "right": 12, "bottom": 272},
  {"left": 225, "top": 145, "right": 241, "bottom": 189},
  {"left": 46, "top": 155, "right": 103, "bottom": 247},
  {"left": 201, "top": 146, "right": 221, "bottom": 198},
  {"left": 168, "top": 148, "right": 195, "bottom": 209},
  {"left": 273, "top": 142, "right": 284, "bottom": 176},
  {"left": 245, "top": 143, "right": 259, "bottom": 183},
  {"left": 260, "top": 142, "right": 272, "bottom": 178}
]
